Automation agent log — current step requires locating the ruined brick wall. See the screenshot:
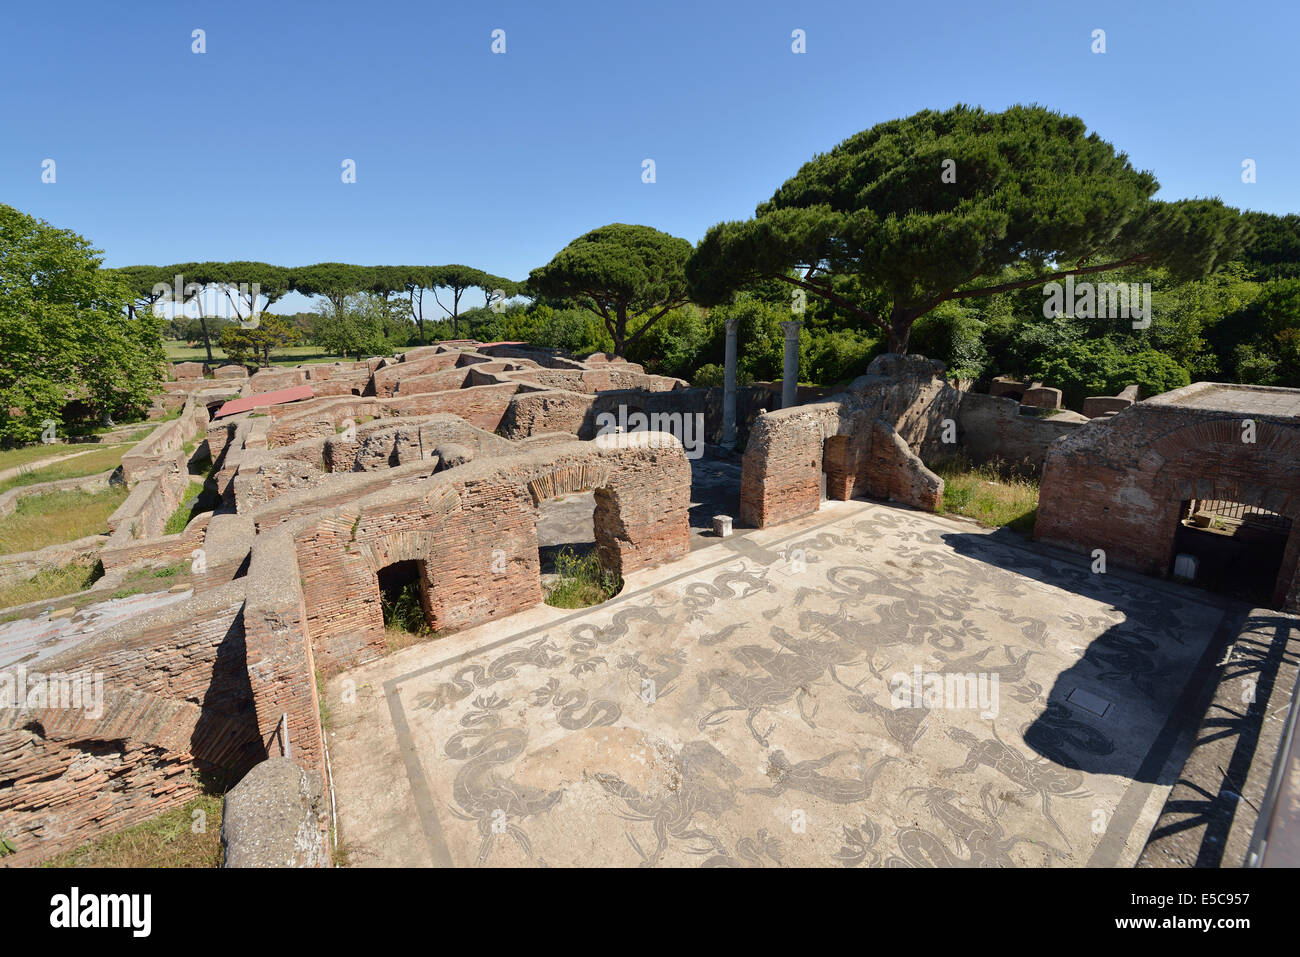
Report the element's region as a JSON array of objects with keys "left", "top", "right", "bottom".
[
  {"left": 498, "top": 389, "right": 594, "bottom": 438},
  {"left": 99, "top": 513, "right": 211, "bottom": 572},
  {"left": 0, "top": 586, "right": 260, "bottom": 865},
  {"left": 957, "top": 392, "right": 1087, "bottom": 469},
  {"left": 477, "top": 344, "right": 588, "bottom": 369},
  {"left": 506, "top": 369, "right": 686, "bottom": 394},
  {"left": 740, "top": 355, "right": 953, "bottom": 527},
  {"left": 121, "top": 396, "right": 210, "bottom": 484},
  {"left": 238, "top": 537, "right": 325, "bottom": 787},
  {"left": 290, "top": 435, "right": 691, "bottom": 674},
  {"left": 390, "top": 367, "right": 474, "bottom": 396},
  {"left": 498, "top": 385, "right": 775, "bottom": 445},
  {"left": 246, "top": 369, "right": 308, "bottom": 394},
  {"left": 371, "top": 353, "right": 463, "bottom": 396},
  {"left": 386, "top": 382, "right": 522, "bottom": 431},
  {"left": 1035, "top": 384, "right": 1300, "bottom": 610}
]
